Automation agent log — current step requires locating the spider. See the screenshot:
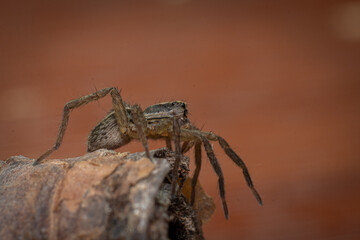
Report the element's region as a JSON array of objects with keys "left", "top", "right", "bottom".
[{"left": 34, "top": 87, "right": 262, "bottom": 219}]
